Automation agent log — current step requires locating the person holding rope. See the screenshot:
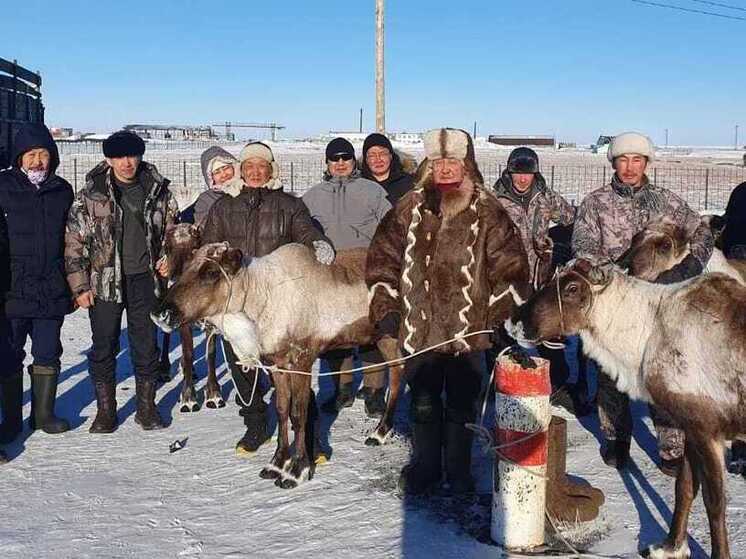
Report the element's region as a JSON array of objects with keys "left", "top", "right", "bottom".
[
  {"left": 201, "top": 141, "right": 335, "bottom": 456},
  {"left": 366, "top": 128, "right": 530, "bottom": 495},
  {"left": 572, "top": 131, "right": 713, "bottom": 474}
]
